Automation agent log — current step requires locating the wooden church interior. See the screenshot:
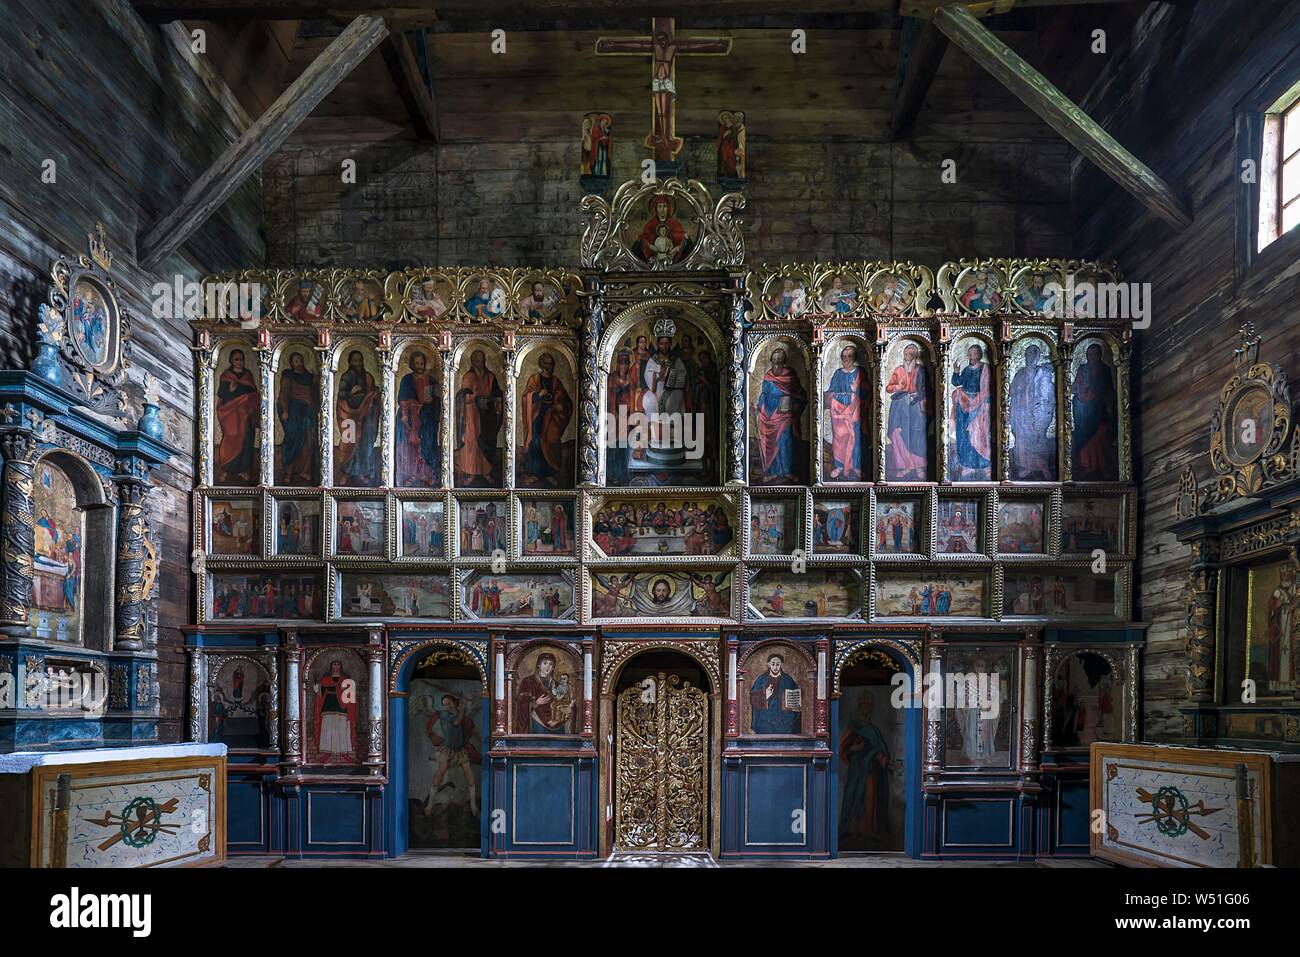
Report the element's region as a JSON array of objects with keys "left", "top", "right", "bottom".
[{"left": 0, "top": 0, "right": 1299, "bottom": 868}]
